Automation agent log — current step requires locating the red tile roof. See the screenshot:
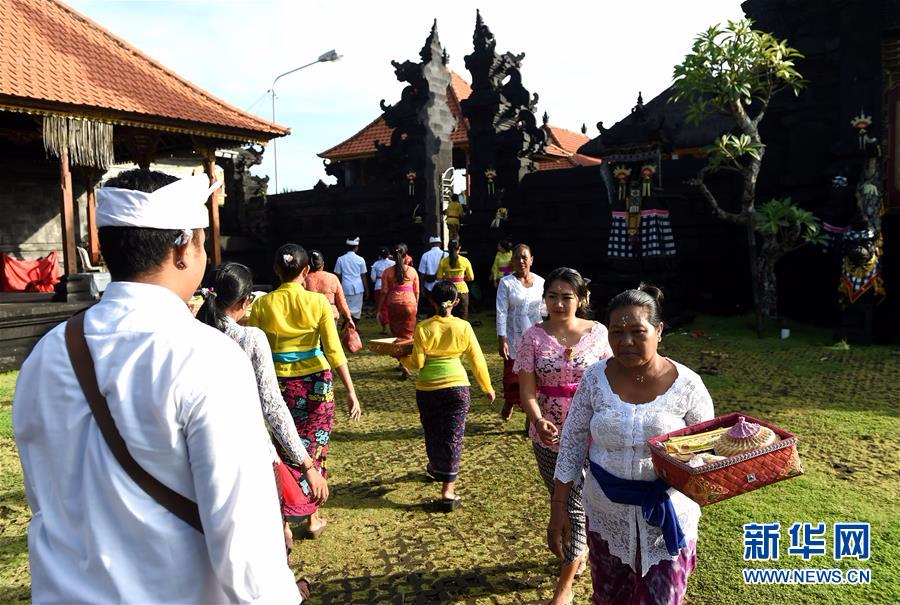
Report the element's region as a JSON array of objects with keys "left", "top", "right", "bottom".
[
  {"left": 0, "top": 0, "right": 287, "bottom": 142},
  {"left": 543, "top": 125, "right": 590, "bottom": 153},
  {"left": 319, "top": 71, "right": 583, "bottom": 162},
  {"left": 536, "top": 153, "right": 603, "bottom": 171},
  {"left": 534, "top": 125, "right": 602, "bottom": 171},
  {"left": 320, "top": 70, "right": 472, "bottom": 160}
]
